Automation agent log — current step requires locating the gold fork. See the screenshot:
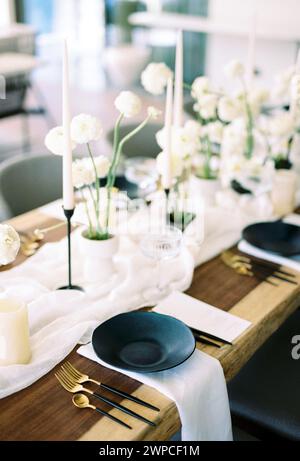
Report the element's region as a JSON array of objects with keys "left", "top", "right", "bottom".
[
  {"left": 55, "top": 369, "right": 156, "bottom": 426},
  {"left": 221, "top": 251, "right": 279, "bottom": 286},
  {"left": 61, "top": 362, "right": 159, "bottom": 412}
]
